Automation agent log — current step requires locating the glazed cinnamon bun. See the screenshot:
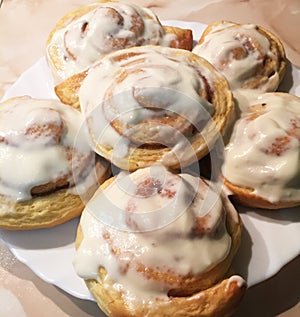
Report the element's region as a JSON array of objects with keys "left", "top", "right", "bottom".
[
  {"left": 74, "top": 165, "right": 246, "bottom": 317},
  {"left": 0, "top": 96, "right": 110, "bottom": 230},
  {"left": 55, "top": 45, "right": 234, "bottom": 171},
  {"left": 222, "top": 92, "right": 300, "bottom": 209},
  {"left": 46, "top": 0, "right": 193, "bottom": 81},
  {"left": 192, "top": 21, "right": 286, "bottom": 91}
]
